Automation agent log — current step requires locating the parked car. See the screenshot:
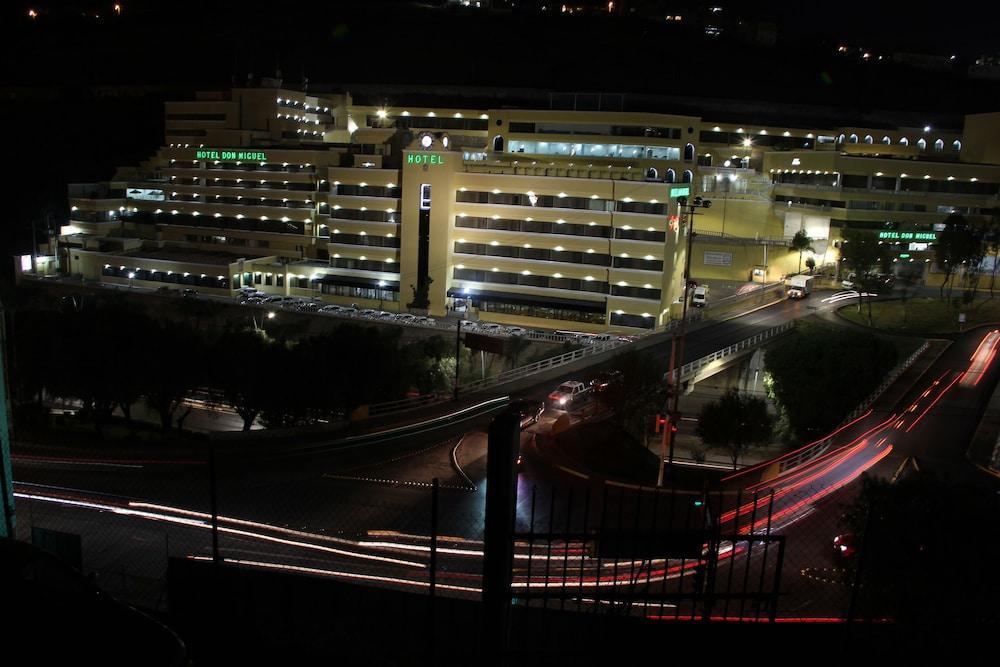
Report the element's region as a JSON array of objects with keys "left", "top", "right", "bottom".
[
  {"left": 510, "top": 398, "right": 545, "bottom": 428},
  {"left": 338, "top": 307, "right": 358, "bottom": 316},
  {"left": 377, "top": 311, "right": 394, "bottom": 320},
  {"left": 414, "top": 316, "right": 435, "bottom": 326},
  {"left": 460, "top": 320, "right": 479, "bottom": 330},
  {"left": 181, "top": 288, "right": 198, "bottom": 298},
  {"left": 548, "top": 380, "right": 591, "bottom": 407},
  {"left": 394, "top": 313, "right": 416, "bottom": 323},
  {"left": 841, "top": 273, "right": 857, "bottom": 290},
  {"left": 319, "top": 305, "right": 343, "bottom": 314},
  {"left": 506, "top": 326, "right": 527, "bottom": 336},
  {"left": 359, "top": 309, "right": 378, "bottom": 317},
  {"left": 296, "top": 301, "right": 321, "bottom": 312},
  {"left": 242, "top": 296, "right": 266, "bottom": 305},
  {"left": 479, "top": 323, "right": 503, "bottom": 334}
]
